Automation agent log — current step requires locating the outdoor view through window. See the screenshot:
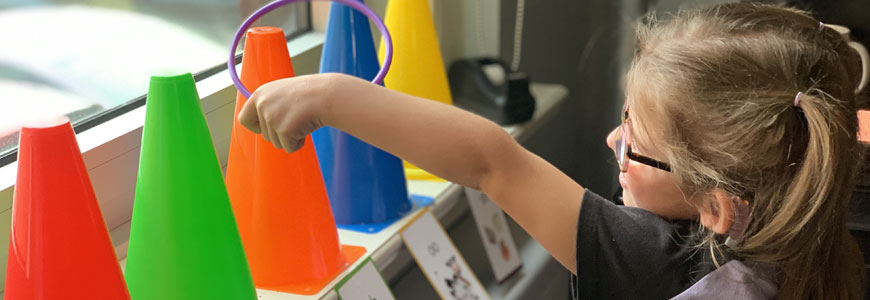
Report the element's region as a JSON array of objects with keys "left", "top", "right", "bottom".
[{"left": 0, "top": 0, "right": 308, "bottom": 162}]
